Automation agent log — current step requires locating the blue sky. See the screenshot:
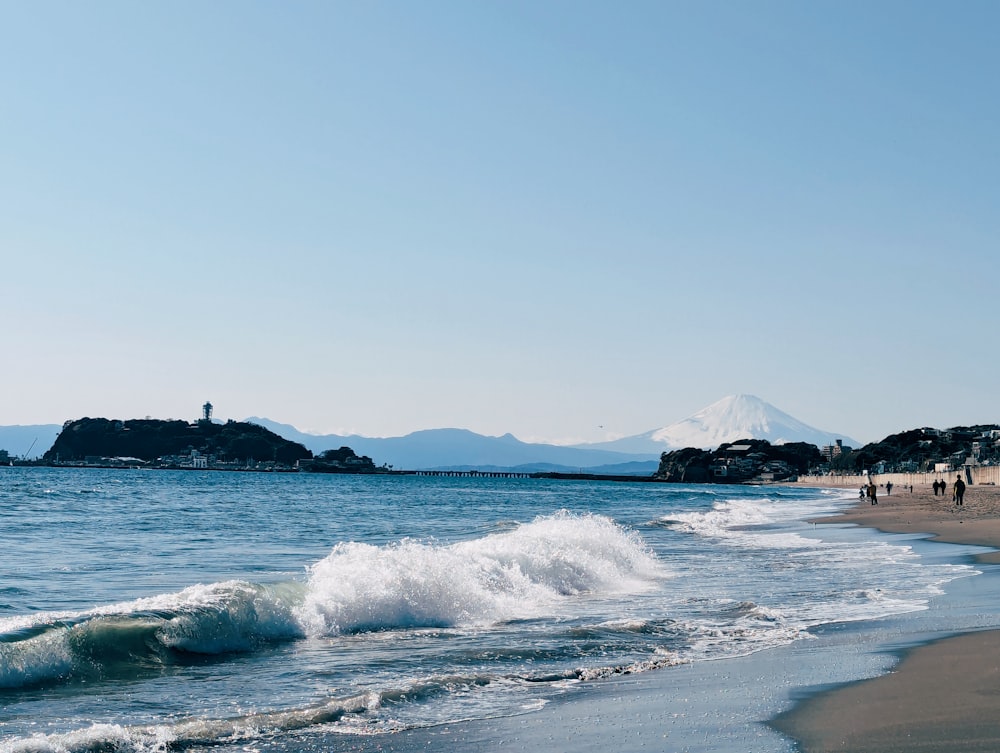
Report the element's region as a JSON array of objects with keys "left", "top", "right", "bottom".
[{"left": 2, "top": 1, "right": 997, "bottom": 445}]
